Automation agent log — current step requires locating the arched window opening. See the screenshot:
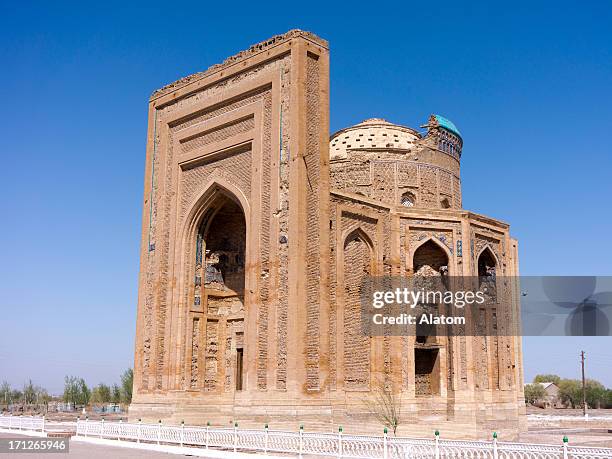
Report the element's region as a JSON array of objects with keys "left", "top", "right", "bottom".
[
  {"left": 478, "top": 247, "right": 496, "bottom": 279},
  {"left": 477, "top": 247, "right": 497, "bottom": 299},
  {"left": 201, "top": 199, "right": 246, "bottom": 298},
  {"left": 413, "top": 239, "right": 449, "bottom": 277},
  {"left": 401, "top": 191, "right": 416, "bottom": 207}
]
